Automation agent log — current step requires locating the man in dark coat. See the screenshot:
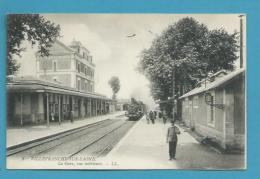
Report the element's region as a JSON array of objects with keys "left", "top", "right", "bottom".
[
  {"left": 166, "top": 121, "right": 181, "bottom": 160},
  {"left": 162, "top": 109, "right": 167, "bottom": 124},
  {"left": 149, "top": 111, "right": 155, "bottom": 124},
  {"left": 70, "top": 109, "right": 74, "bottom": 123}
]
